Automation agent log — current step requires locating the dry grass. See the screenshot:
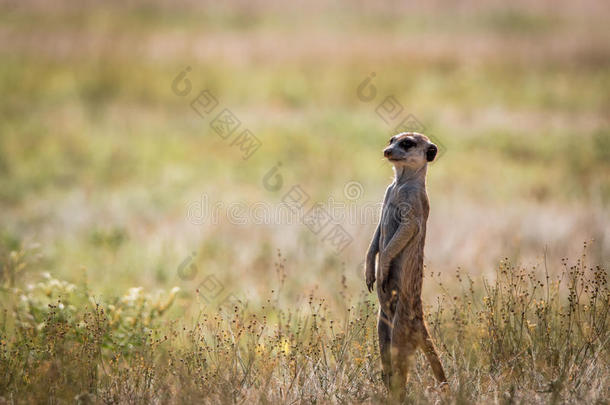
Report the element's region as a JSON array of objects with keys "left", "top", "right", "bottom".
[{"left": 0, "top": 245, "right": 608, "bottom": 403}]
